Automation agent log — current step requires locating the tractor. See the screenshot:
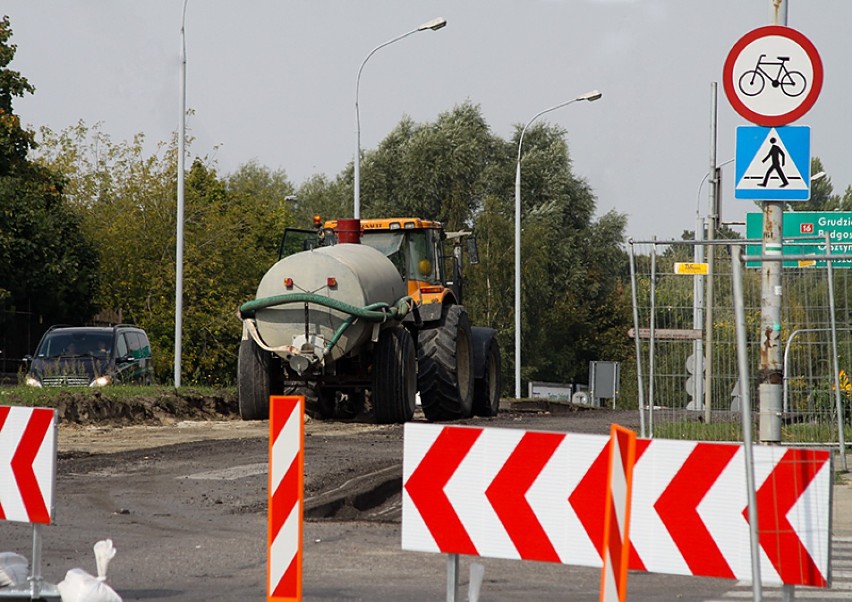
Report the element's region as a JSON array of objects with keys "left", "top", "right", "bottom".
[{"left": 237, "top": 217, "right": 501, "bottom": 423}]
